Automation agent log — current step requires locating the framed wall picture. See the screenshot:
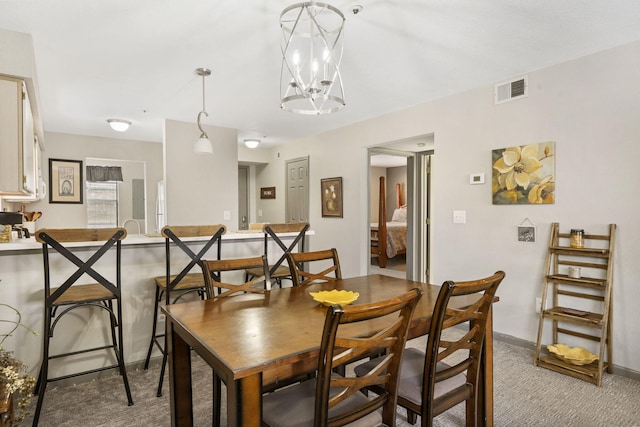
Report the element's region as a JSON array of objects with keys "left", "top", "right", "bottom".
[
  {"left": 260, "top": 187, "right": 276, "bottom": 199},
  {"left": 49, "top": 158, "right": 83, "bottom": 204},
  {"left": 321, "top": 177, "right": 343, "bottom": 218}
]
